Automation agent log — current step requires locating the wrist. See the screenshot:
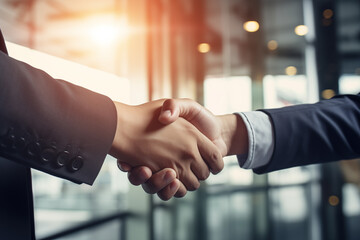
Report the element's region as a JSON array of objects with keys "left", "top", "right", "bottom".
[
  {"left": 217, "top": 114, "right": 248, "bottom": 156},
  {"left": 109, "top": 101, "right": 131, "bottom": 158}
]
